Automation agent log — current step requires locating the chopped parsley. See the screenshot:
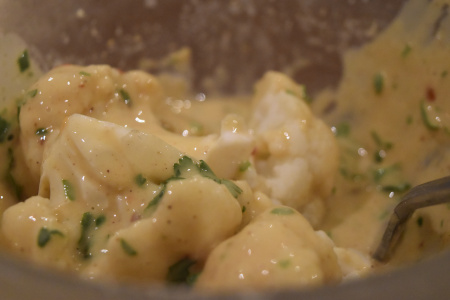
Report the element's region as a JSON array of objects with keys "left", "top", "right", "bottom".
[
  {"left": 401, "top": 44, "right": 412, "bottom": 58},
  {"left": 62, "top": 179, "right": 76, "bottom": 201},
  {"left": 332, "top": 122, "right": 351, "bottom": 137},
  {"left": 189, "top": 121, "right": 204, "bottom": 135},
  {"left": 77, "top": 212, "right": 105, "bottom": 259},
  {"left": 173, "top": 155, "right": 197, "bottom": 178},
  {"left": 17, "top": 50, "right": 30, "bottom": 73},
  {"left": 285, "top": 89, "right": 297, "bottom": 96},
  {"left": 78, "top": 212, "right": 94, "bottom": 259},
  {"left": 420, "top": 101, "right": 440, "bottom": 131},
  {"left": 303, "top": 87, "right": 313, "bottom": 104},
  {"left": 378, "top": 210, "right": 389, "bottom": 221},
  {"left": 145, "top": 156, "right": 242, "bottom": 213},
  {"left": 35, "top": 128, "right": 48, "bottom": 136},
  {"left": 37, "top": 227, "right": 64, "bottom": 248},
  {"left": 406, "top": 115, "right": 413, "bottom": 125},
  {"left": 0, "top": 116, "right": 11, "bottom": 143},
  {"left": 278, "top": 259, "right": 291, "bottom": 269},
  {"left": 198, "top": 160, "right": 242, "bottom": 198},
  {"left": 120, "top": 239, "right": 138, "bottom": 256},
  {"left": 79, "top": 71, "right": 91, "bottom": 76},
  {"left": 28, "top": 89, "right": 38, "bottom": 98},
  {"left": 146, "top": 184, "right": 167, "bottom": 213},
  {"left": 167, "top": 257, "right": 196, "bottom": 284},
  {"left": 5, "top": 148, "right": 23, "bottom": 200},
  {"left": 119, "top": 89, "right": 131, "bottom": 106},
  {"left": 373, "top": 73, "right": 384, "bottom": 95},
  {"left": 271, "top": 207, "right": 295, "bottom": 215},
  {"left": 95, "top": 215, "right": 106, "bottom": 227},
  {"left": 339, "top": 167, "right": 365, "bottom": 182},
  {"left": 238, "top": 161, "right": 251, "bottom": 172},
  {"left": 371, "top": 131, "right": 393, "bottom": 149},
  {"left": 382, "top": 182, "right": 411, "bottom": 193},
  {"left": 242, "top": 206, "right": 246, "bottom": 213},
  {"left": 417, "top": 216, "right": 424, "bottom": 228},
  {"left": 371, "top": 131, "right": 393, "bottom": 163},
  {"left": 134, "top": 173, "right": 147, "bottom": 187}
]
